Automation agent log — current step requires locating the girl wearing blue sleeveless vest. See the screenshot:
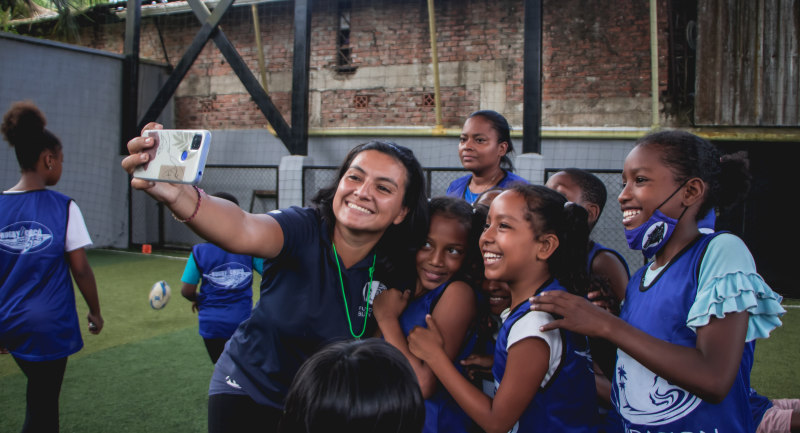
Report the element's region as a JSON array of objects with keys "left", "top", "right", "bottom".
[
  {"left": 374, "top": 196, "right": 482, "bottom": 433},
  {"left": 1, "top": 101, "right": 104, "bottom": 433},
  {"left": 123, "top": 125, "right": 428, "bottom": 433},
  {"left": 446, "top": 111, "right": 528, "bottom": 204},
  {"left": 409, "top": 185, "right": 598, "bottom": 433},
  {"left": 532, "top": 130, "right": 785, "bottom": 433},
  {"left": 180, "top": 192, "right": 262, "bottom": 364}
]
